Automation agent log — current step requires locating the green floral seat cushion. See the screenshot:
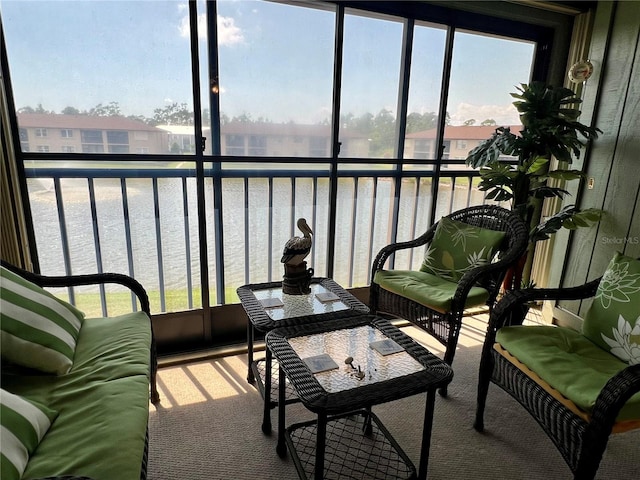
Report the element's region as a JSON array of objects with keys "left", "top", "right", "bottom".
[
  {"left": 373, "top": 269, "right": 491, "bottom": 313},
  {"left": 582, "top": 252, "right": 640, "bottom": 365},
  {"left": 496, "top": 325, "right": 640, "bottom": 421},
  {"left": 419, "top": 216, "right": 506, "bottom": 282}
]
